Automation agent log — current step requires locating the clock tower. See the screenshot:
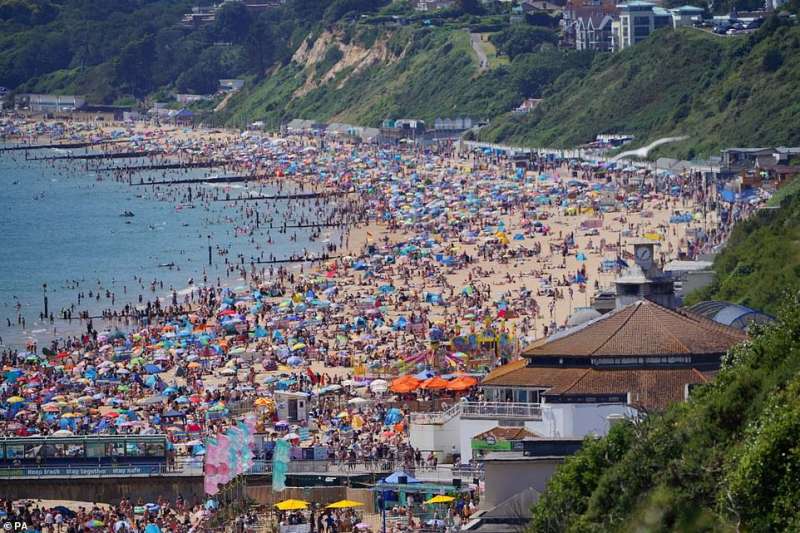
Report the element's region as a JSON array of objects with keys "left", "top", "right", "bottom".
[
  {"left": 614, "top": 241, "right": 676, "bottom": 310},
  {"left": 633, "top": 242, "right": 655, "bottom": 274}
]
